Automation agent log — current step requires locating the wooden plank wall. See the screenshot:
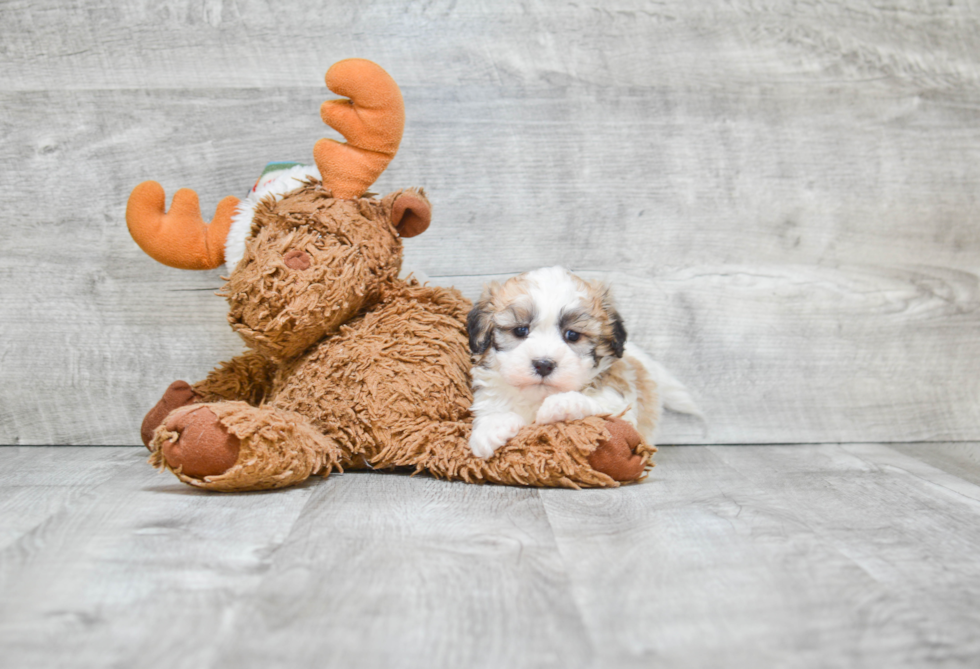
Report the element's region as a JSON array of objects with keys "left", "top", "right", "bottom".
[{"left": 1, "top": 0, "right": 978, "bottom": 446}]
